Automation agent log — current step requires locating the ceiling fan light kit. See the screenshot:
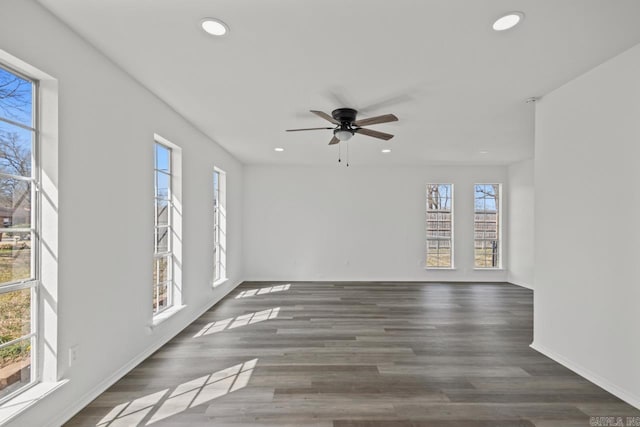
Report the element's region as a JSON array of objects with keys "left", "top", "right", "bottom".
[{"left": 334, "top": 129, "right": 353, "bottom": 141}]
